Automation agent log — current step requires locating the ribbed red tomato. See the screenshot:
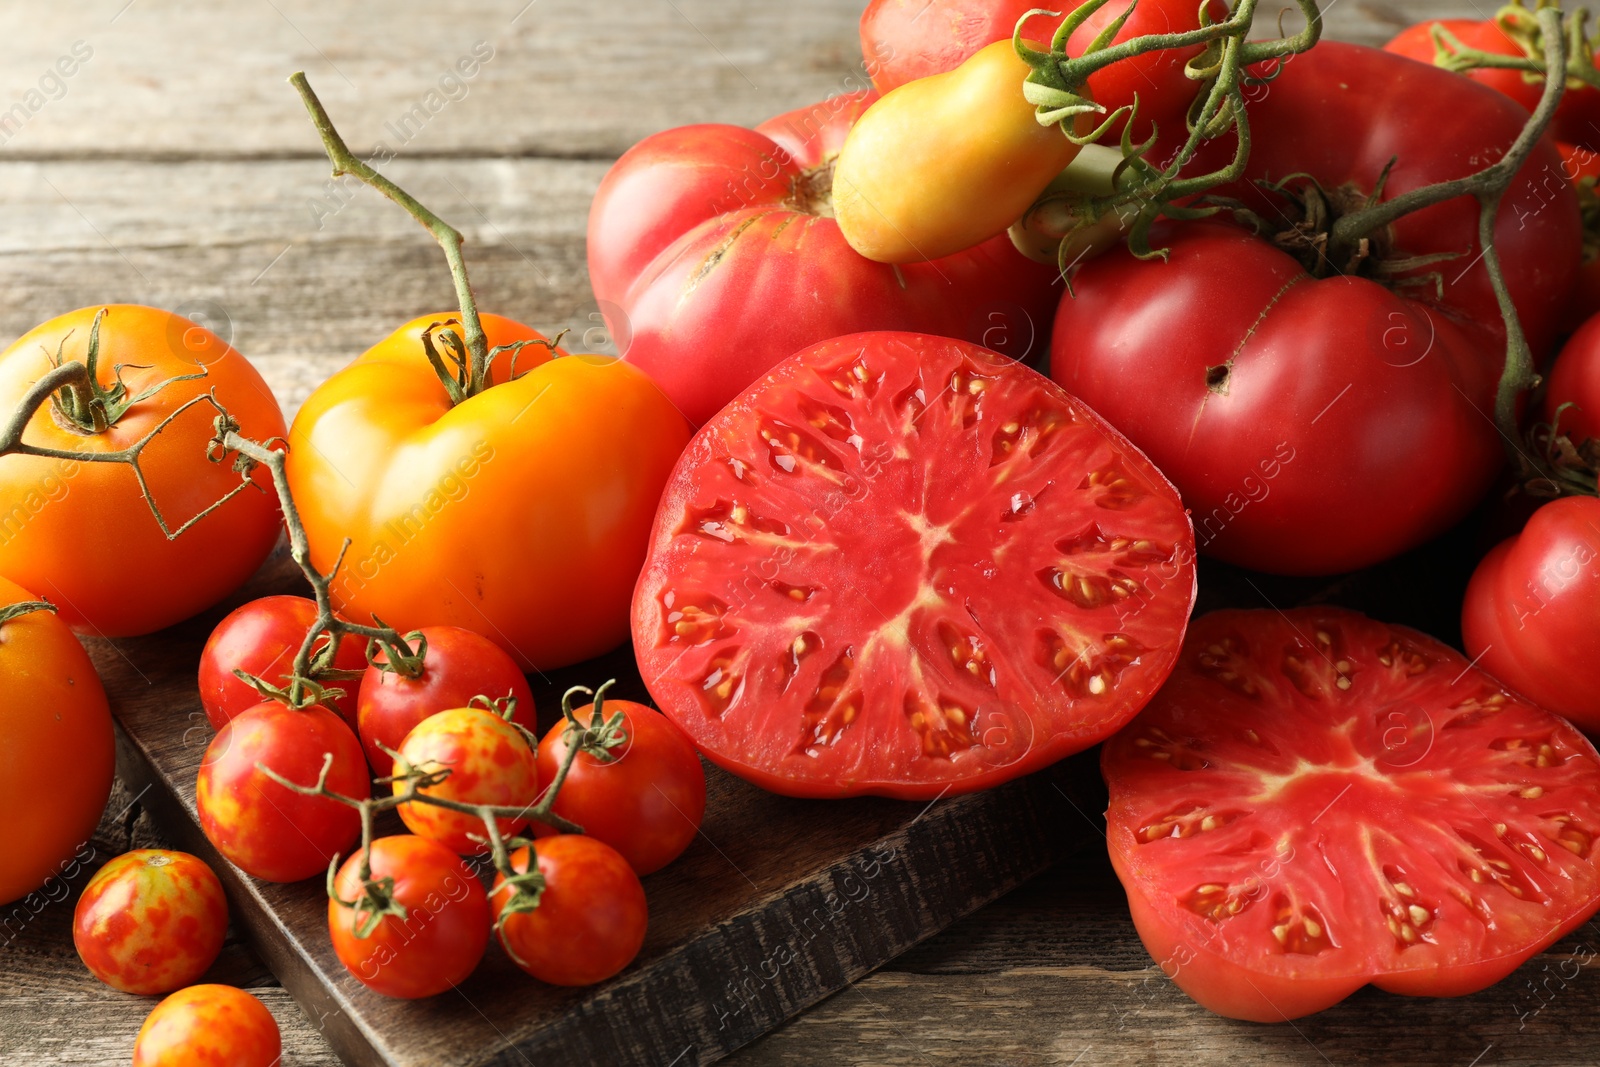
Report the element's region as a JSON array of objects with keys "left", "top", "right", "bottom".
[
  {"left": 633, "top": 332, "right": 1196, "bottom": 799},
  {"left": 1105, "top": 607, "right": 1600, "bottom": 1021}
]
